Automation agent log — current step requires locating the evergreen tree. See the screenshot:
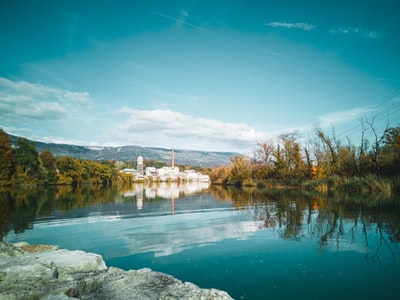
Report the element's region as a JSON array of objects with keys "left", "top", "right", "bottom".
[{"left": 14, "top": 138, "right": 40, "bottom": 176}]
